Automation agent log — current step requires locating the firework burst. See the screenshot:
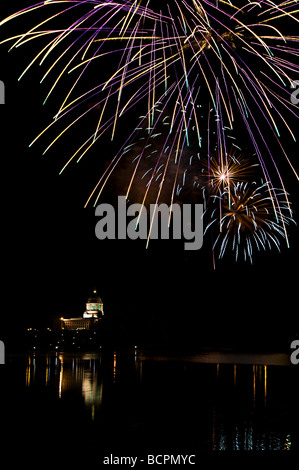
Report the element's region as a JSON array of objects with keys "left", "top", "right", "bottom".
[
  {"left": 0, "top": 1, "right": 298, "bottom": 262},
  {"left": 202, "top": 150, "right": 257, "bottom": 196},
  {"left": 1, "top": 1, "right": 298, "bottom": 202},
  {"left": 204, "top": 181, "right": 294, "bottom": 263}
]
